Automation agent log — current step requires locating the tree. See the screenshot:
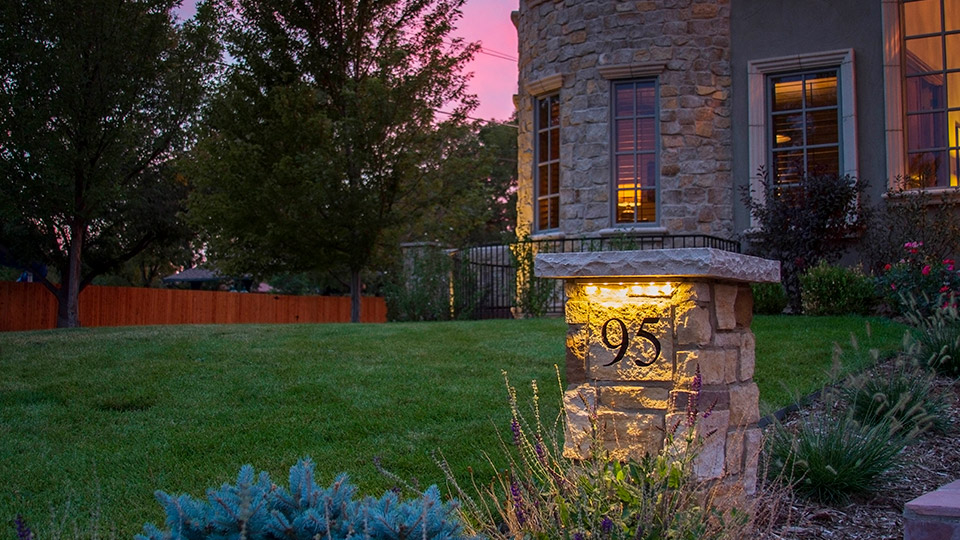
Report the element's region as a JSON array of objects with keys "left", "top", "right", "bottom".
[
  {"left": 0, "top": 0, "right": 220, "bottom": 327},
  {"left": 187, "top": 0, "right": 477, "bottom": 322},
  {"left": 392, "top": 119, "right": 518, "bottom": 248}
]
